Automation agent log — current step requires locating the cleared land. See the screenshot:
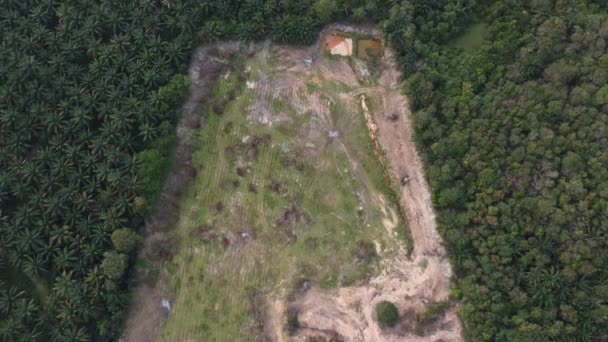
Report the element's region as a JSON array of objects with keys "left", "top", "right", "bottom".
[{"left": 123, "top": 25, "right": 461, "bottom": 342}]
